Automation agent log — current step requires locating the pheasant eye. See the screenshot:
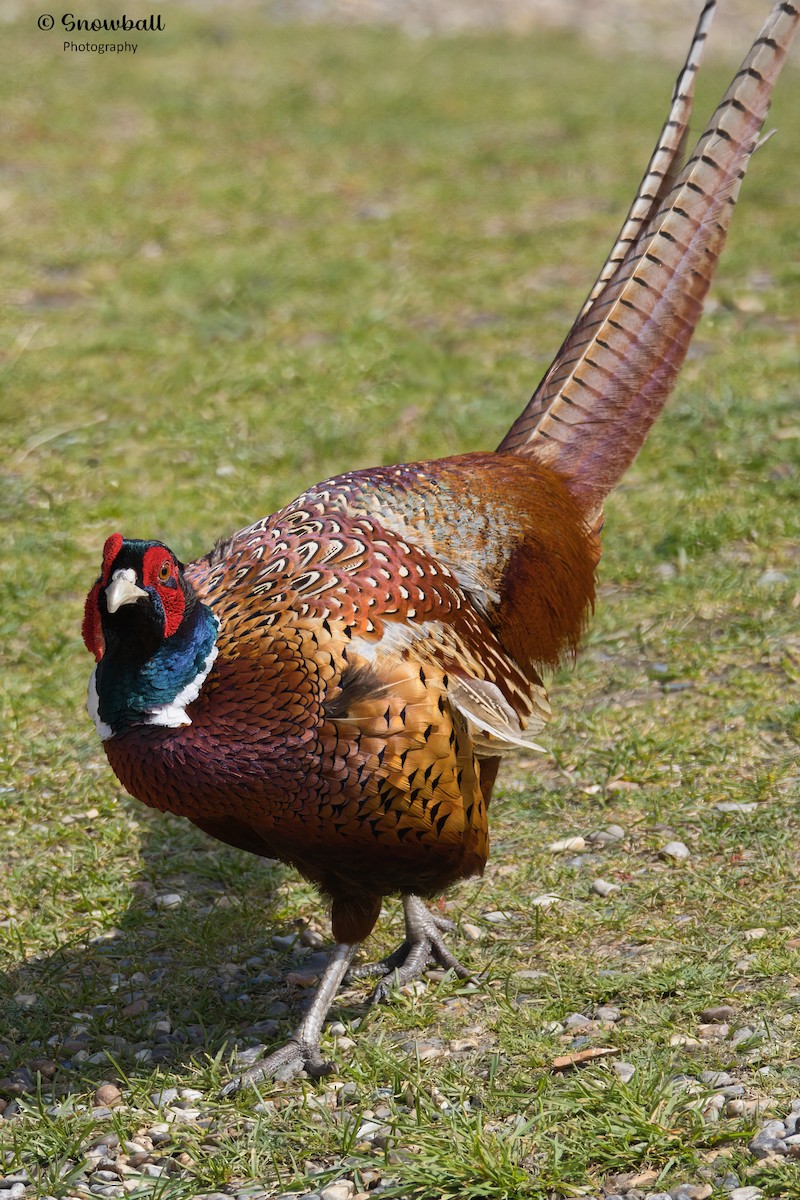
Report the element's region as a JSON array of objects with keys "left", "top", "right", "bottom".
[{"left": 158, "top": 560, "right": 172, "bottom": 583}]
